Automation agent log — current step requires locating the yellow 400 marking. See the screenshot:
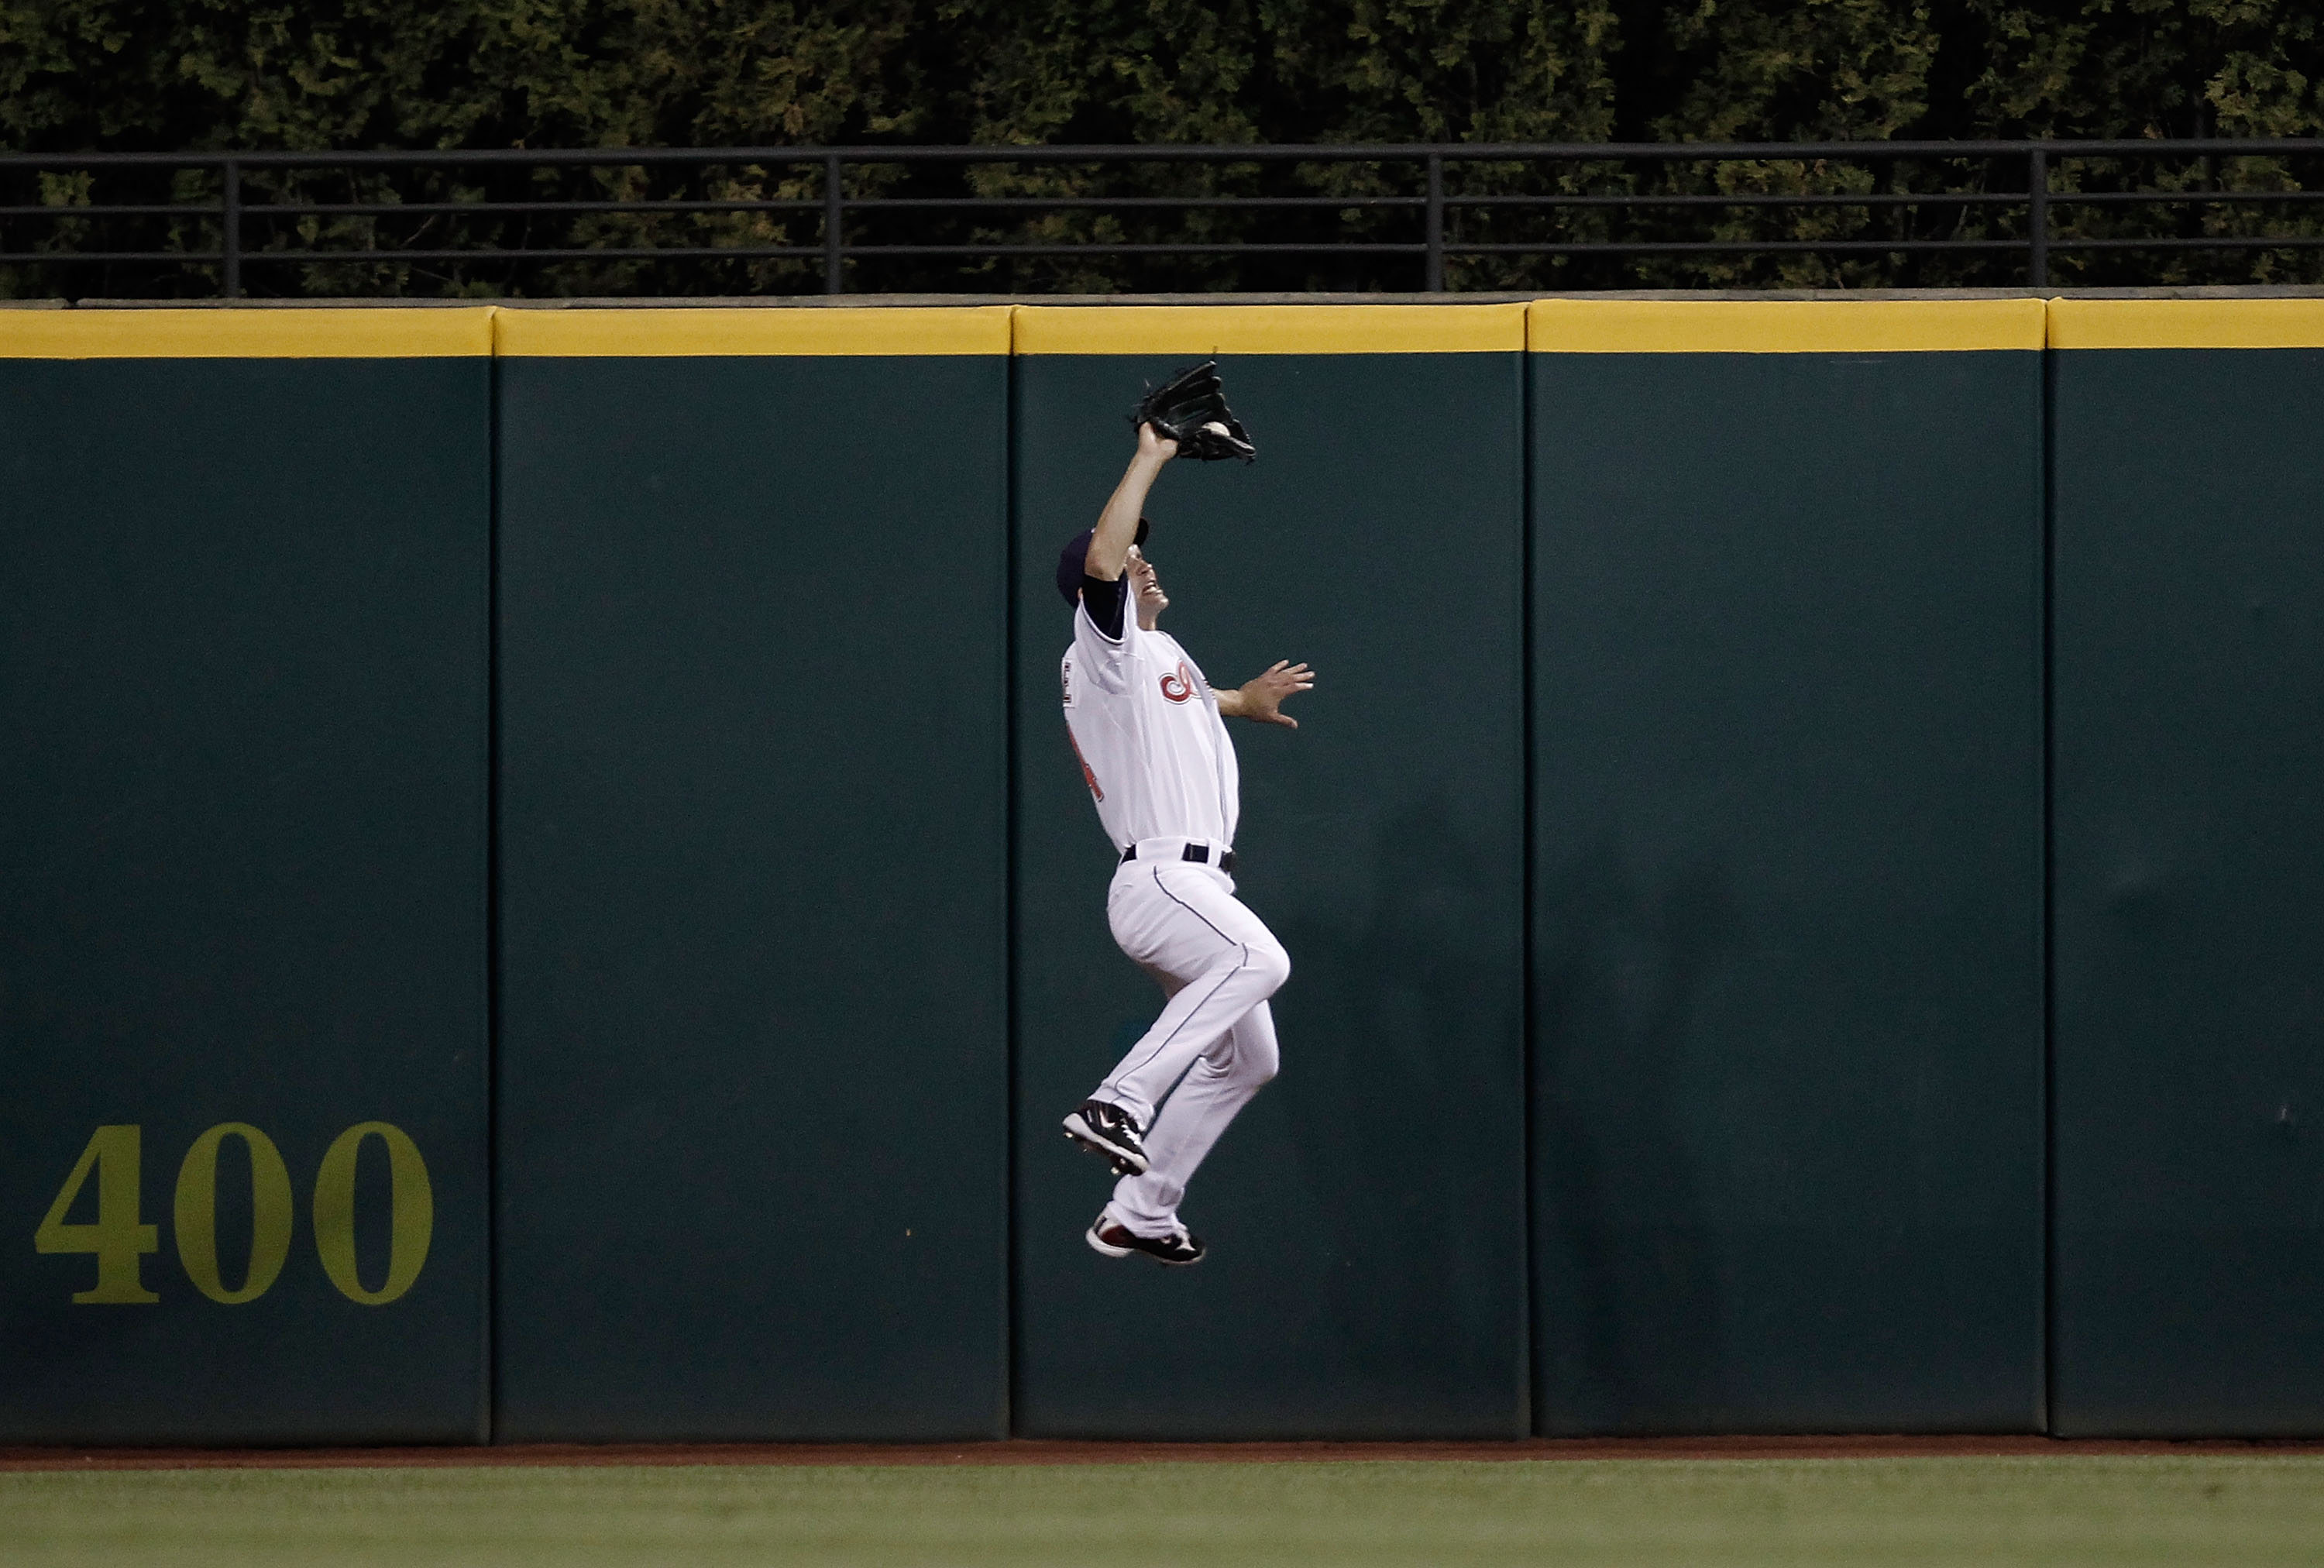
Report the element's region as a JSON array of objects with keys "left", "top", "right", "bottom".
[{"left": 33, "top": 1123, "right": 434, "bottom": 1306}]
